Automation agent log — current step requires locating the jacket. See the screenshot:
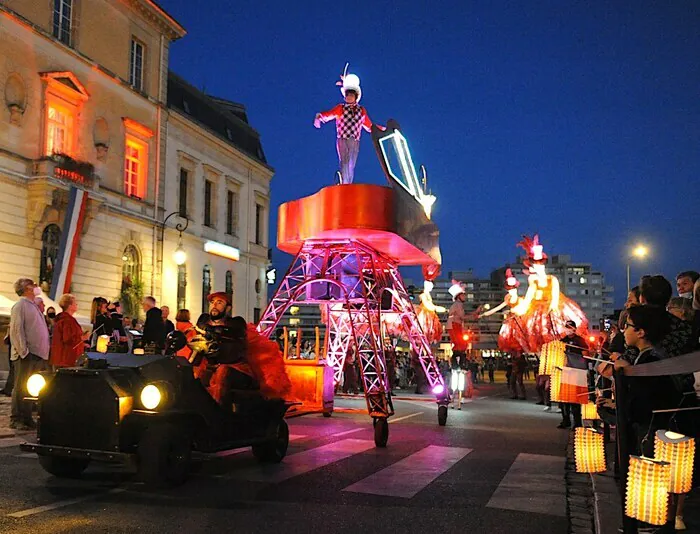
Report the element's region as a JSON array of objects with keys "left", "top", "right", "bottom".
[
  {"left": 175, "top": 320, "right": 195, "bottom": 358},
  {"left": 50, "top": 312, "right": 83, "bottom": 367},
  {"left": 142, "top": 307, "right": 165, "bottom": 348}
]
